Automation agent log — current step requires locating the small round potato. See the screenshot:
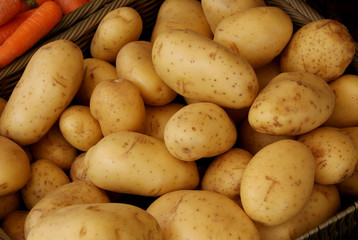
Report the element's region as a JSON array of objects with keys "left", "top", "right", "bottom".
[
  {"left": 90, "top": 7, "right": 143, "bottom": 63},
  {"left": 0, "top": 192, "right": 21, "bottom": 220},
  {"left": 214, "top": 6, "right": 293, "bottom": 69},
  {"left": 280, "top": 19, "right": 355, "bottom": 82},
  {"left": 147, "top": 189, "right": 260, "bottom": 240},
  {"left": 164, "top": 102, "right": 237, "bottom": 161},
  {"left": 69, "top": 153, "right": 88, "bottom": 182},
  {"left": 90, "top": 79, "right": 146, "bottom": 136},
  {"left": 298, "top": 126, "right": 358, "bottom": 185},
  {"left": 1, "top": 210, "right": 28, "bottom": 240},
  {"left": 240, "top": 139, "right": 316, "bottom": 226},
  {"left": 21, "top": 159, "right": 70, "bottom": 209},
  {"left": 59, "top": 105, "right": 103, "bottom": 151}
]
